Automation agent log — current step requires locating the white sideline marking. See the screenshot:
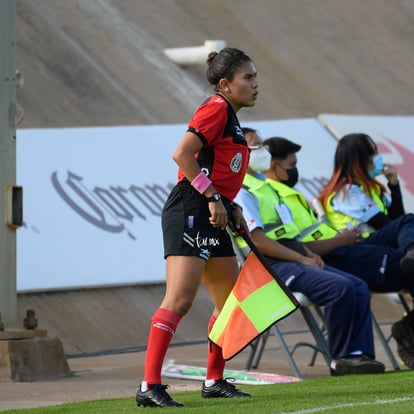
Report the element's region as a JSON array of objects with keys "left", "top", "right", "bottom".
[{"left": 282, "top": 397, "right": 414, "bottom": 413}]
